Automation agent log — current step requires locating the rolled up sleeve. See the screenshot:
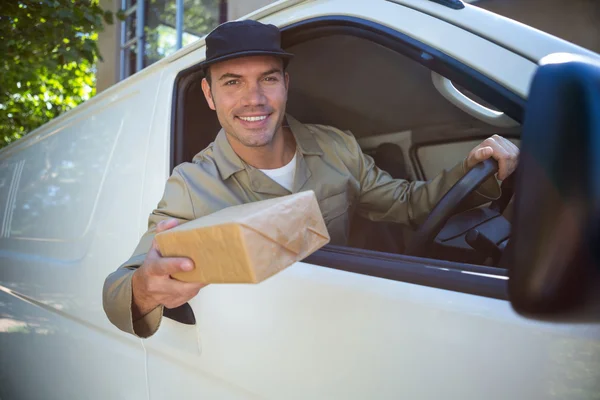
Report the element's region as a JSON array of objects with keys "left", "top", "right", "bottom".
[{"left": 102, "top": 167, "right": 196, "bottom": 337}]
